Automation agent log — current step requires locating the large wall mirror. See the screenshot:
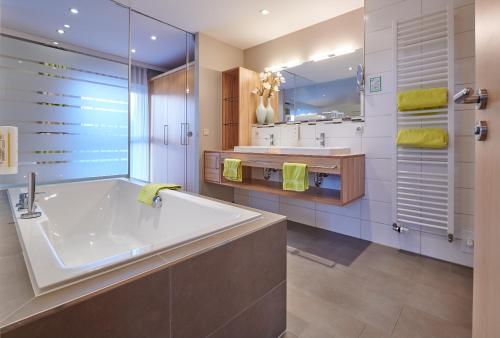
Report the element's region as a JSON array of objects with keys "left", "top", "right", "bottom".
[{"left": 278, "top": 48, "right": 364, "bottom": 122}]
